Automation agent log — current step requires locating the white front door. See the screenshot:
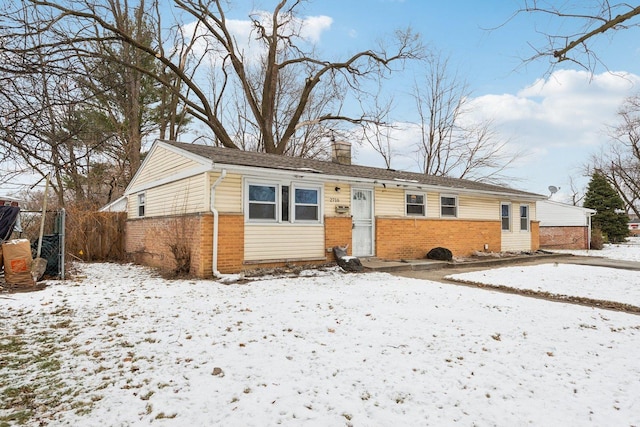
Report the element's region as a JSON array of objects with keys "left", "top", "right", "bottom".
[{"left": 351, "top": 188, "right": 374, "bottom": 257}]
